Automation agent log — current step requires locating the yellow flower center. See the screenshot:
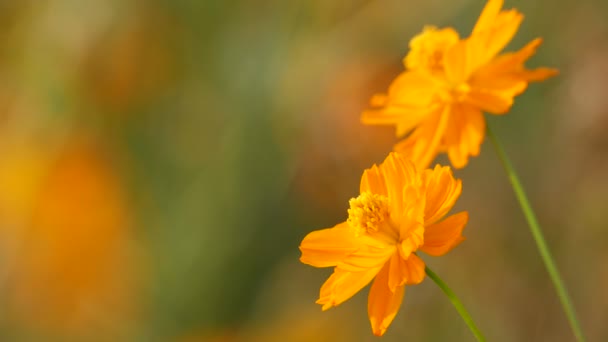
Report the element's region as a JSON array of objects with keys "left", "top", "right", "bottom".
[
  {"left": 404, "top": 26, "right": 459, "bottom": 72},
  {"left": 347, "top": 192, "right": 389, "bottom": 235}
]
